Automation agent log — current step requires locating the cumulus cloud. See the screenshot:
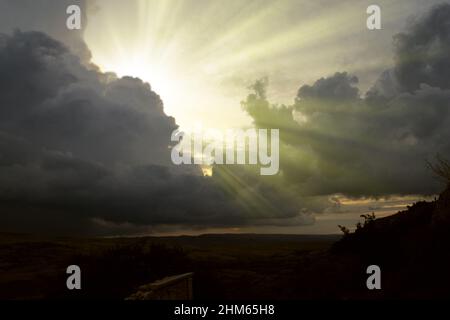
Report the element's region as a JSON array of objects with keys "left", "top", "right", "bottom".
[
  {"left": 297, "top": 72, "right": 360, "bottom": 102},
  {"left": 0, "top": 1, "right": 305, "bottom": 233},
  {"left": 0, "top": 31, "right": 177, "bottom": 166},
  {"left": 0, "top": 31, "right": 303, "bottom": 235},
  {"left": 242, "top": 3, "right": 450, "bottom": 200}
]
